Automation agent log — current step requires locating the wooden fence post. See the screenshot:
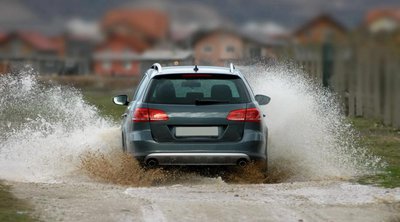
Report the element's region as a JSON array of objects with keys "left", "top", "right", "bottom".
[
  {"left": 394, "top": 52, "right": 400, "bottom": 128},
  {"left": 383, "top": 51, "right": 392, "bottom": 125},
  {"left": 355, "top": 45, "right": 364, "bottom": 116}
]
